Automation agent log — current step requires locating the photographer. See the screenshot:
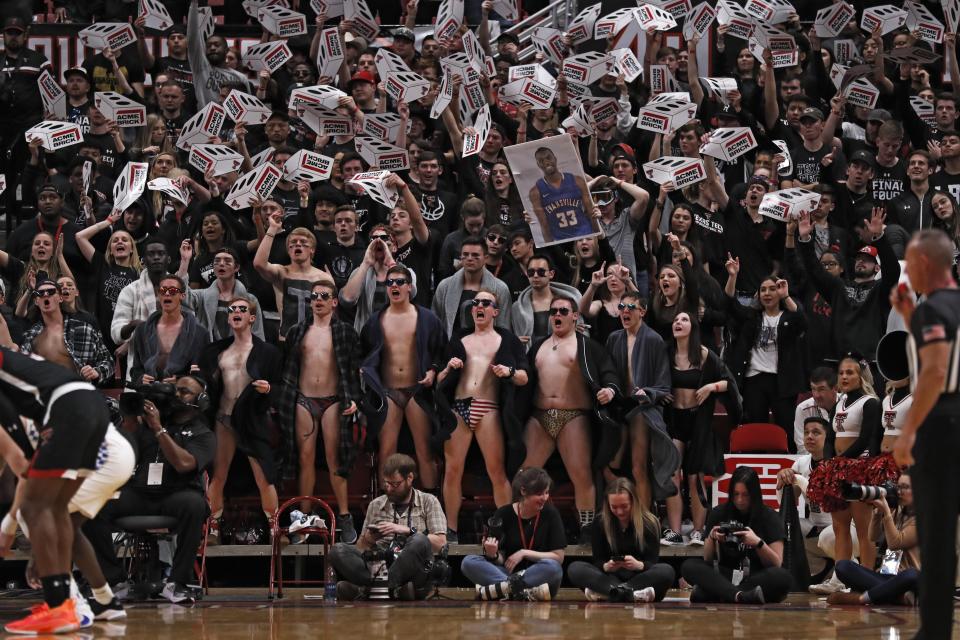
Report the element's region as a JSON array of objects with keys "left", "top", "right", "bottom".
[
  {"left": 568, "top": 478, "right": 675, "bottom": 602},
  {"left": 327, "top": 454, "right": 447, "bottom": 601},
  {"left": 827, "top": 473, "right": 919, "bottom": 606},
  {"left": 681, "top": 466, "right": 792, "bottom": 604},
  {"left": 84, "top": 377, "right": 215, "bottom": 606},
  {"left": 462, "top": 467, "right": 566, "bottom": 602}
]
